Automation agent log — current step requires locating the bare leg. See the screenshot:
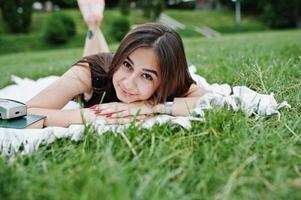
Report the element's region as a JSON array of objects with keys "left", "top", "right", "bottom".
[
  {"left": 77, "top": 0, "right": 109, "bottom": 56},
  {"left": 83, "top": 25, "right": 109, "bottom": 56}
]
